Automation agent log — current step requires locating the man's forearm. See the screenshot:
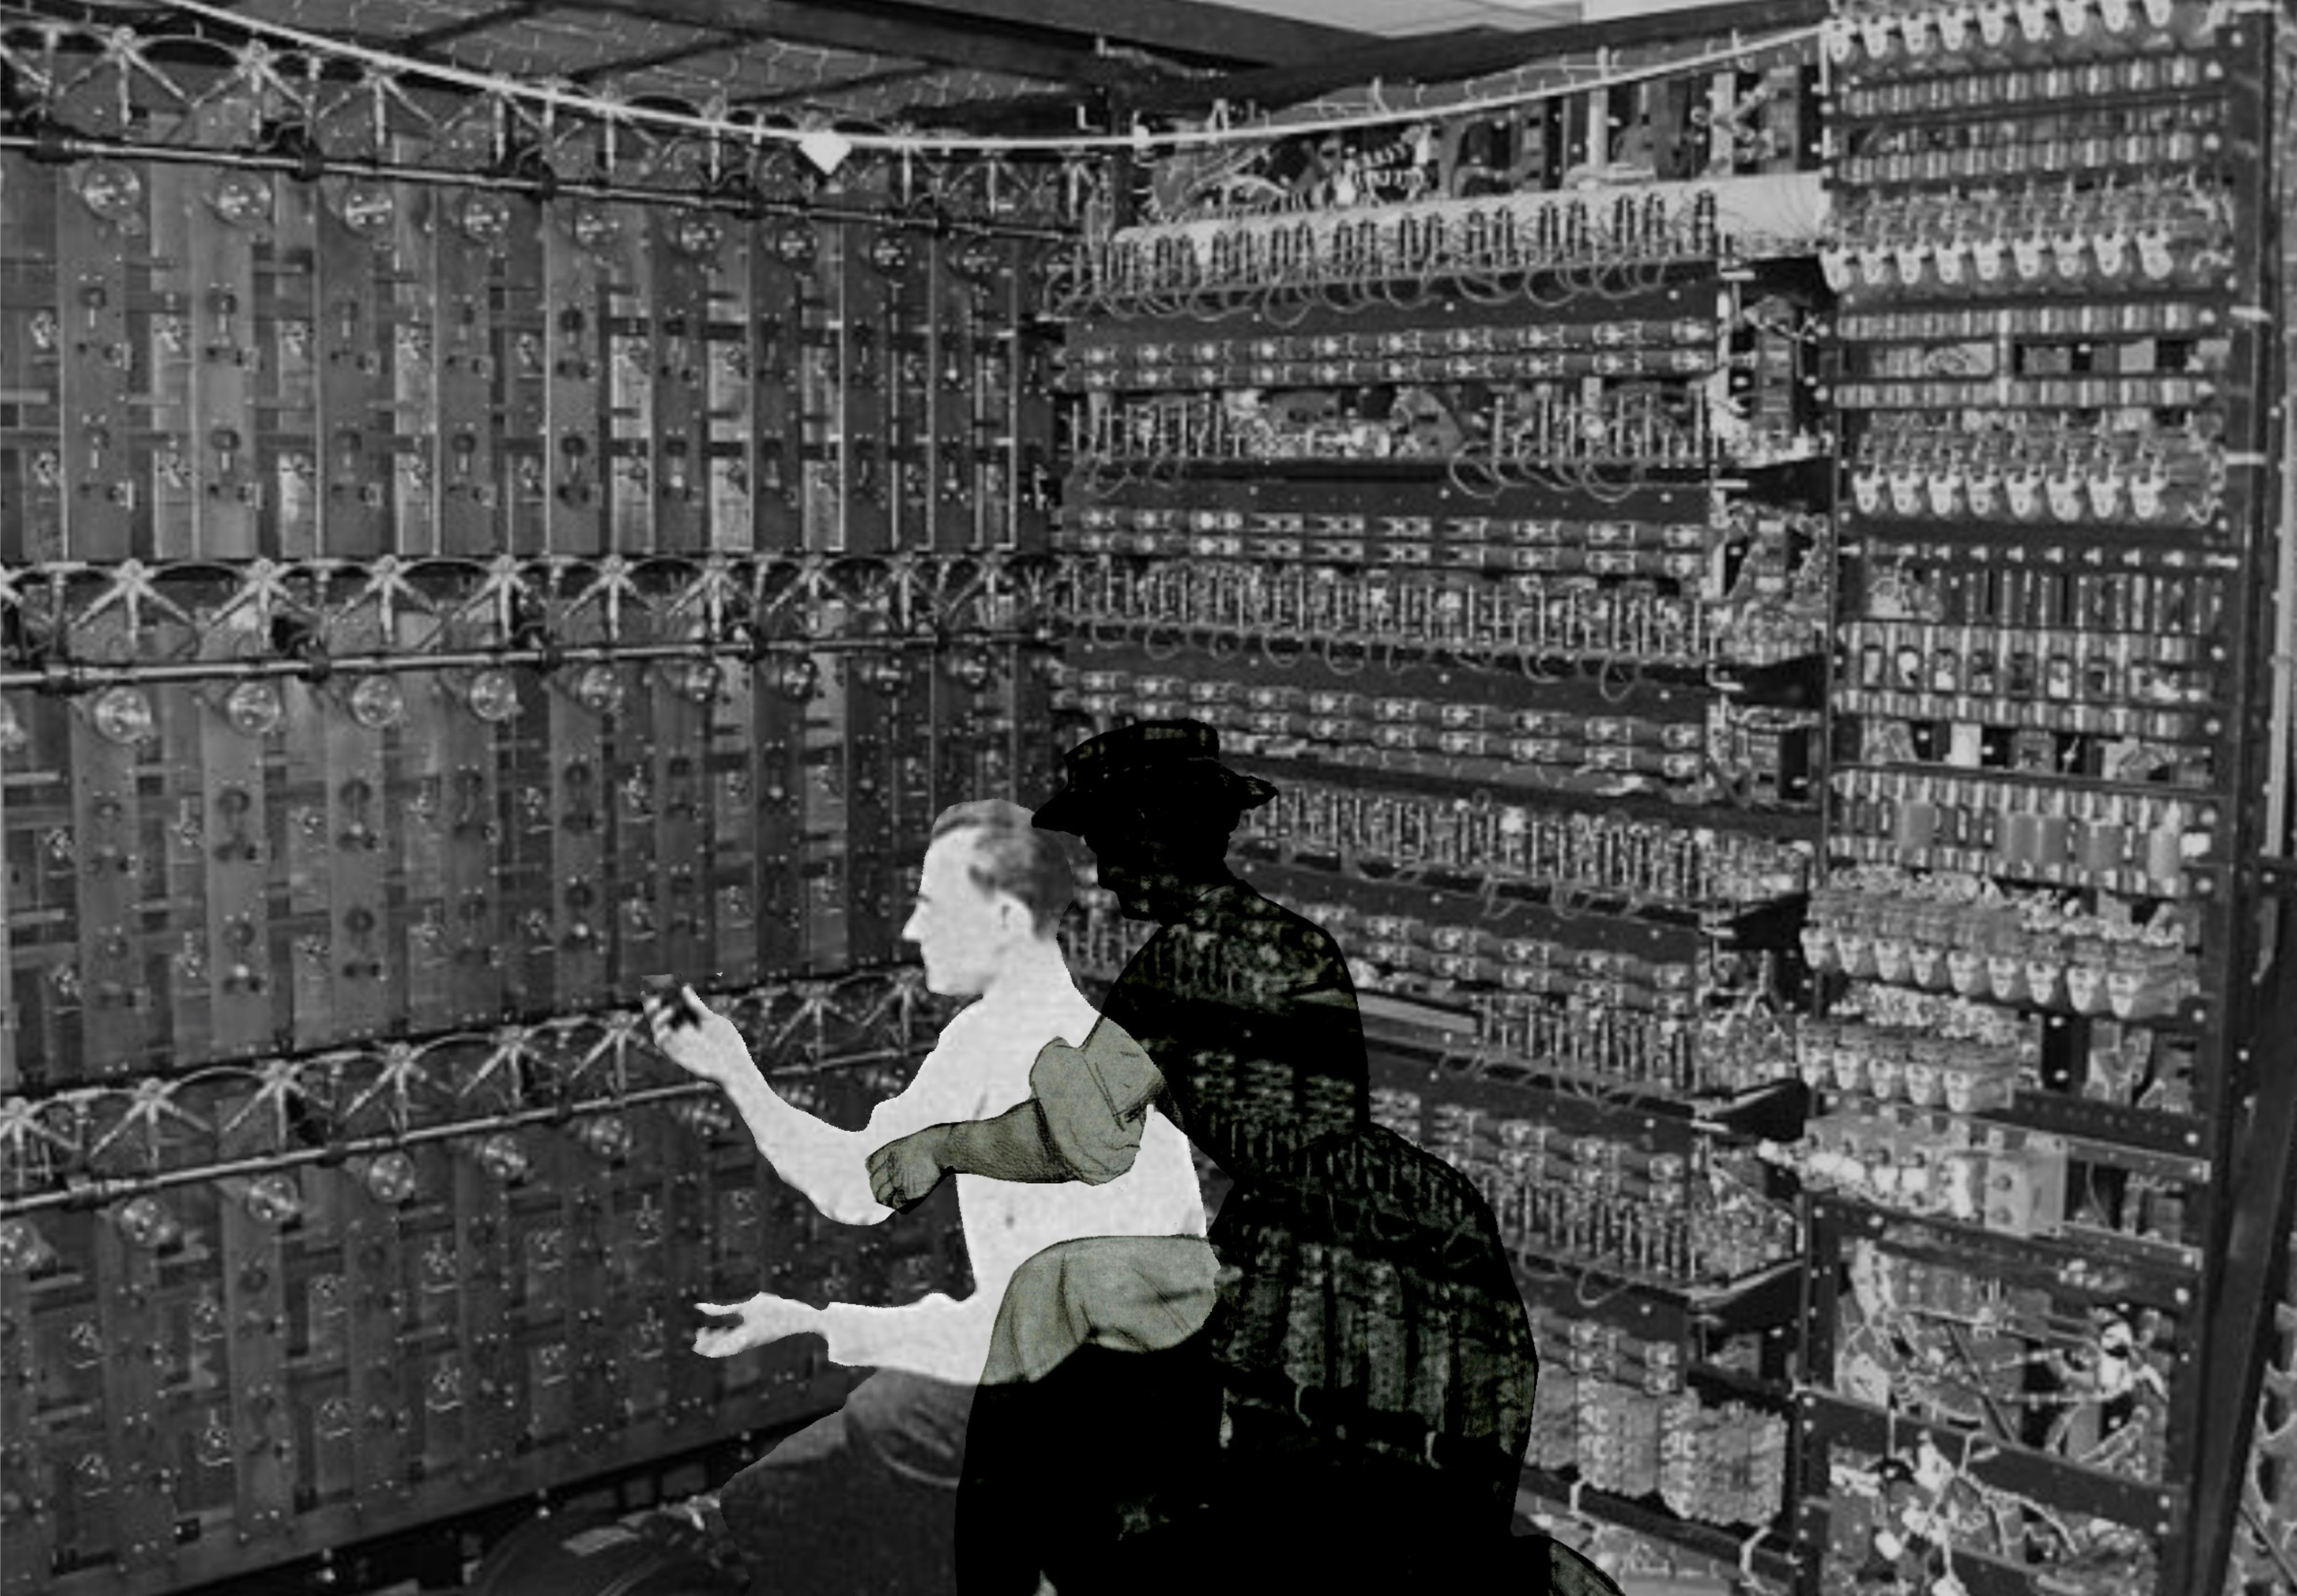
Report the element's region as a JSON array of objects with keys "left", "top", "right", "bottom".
[
  {"left": 817, "top": 1292, "right": 998, "bottom": 1386},
  {"left": 719, "top": 1068, "right": 889, "bottom": 1223},
  {"left": 933, "top": 1099, "right": 1077, "bottom": 1184}
]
